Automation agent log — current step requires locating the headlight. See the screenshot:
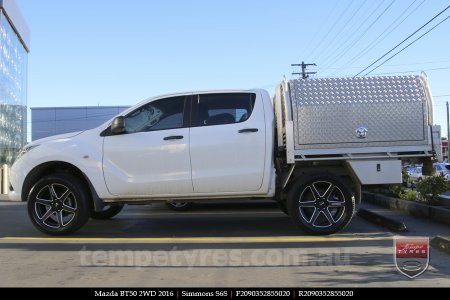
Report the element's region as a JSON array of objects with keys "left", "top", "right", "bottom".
[{"left": 16, "top": 144, "right": 40, "bottom": 160}]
